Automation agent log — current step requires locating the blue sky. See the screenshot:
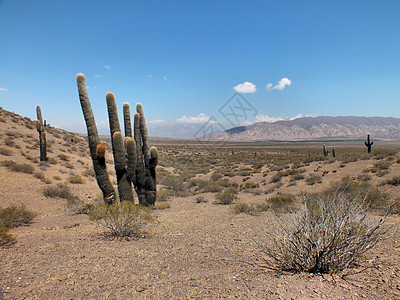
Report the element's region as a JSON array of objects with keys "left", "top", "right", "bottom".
[{"left": 1, "top": 0, "right": 399, "bottom": 137}]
